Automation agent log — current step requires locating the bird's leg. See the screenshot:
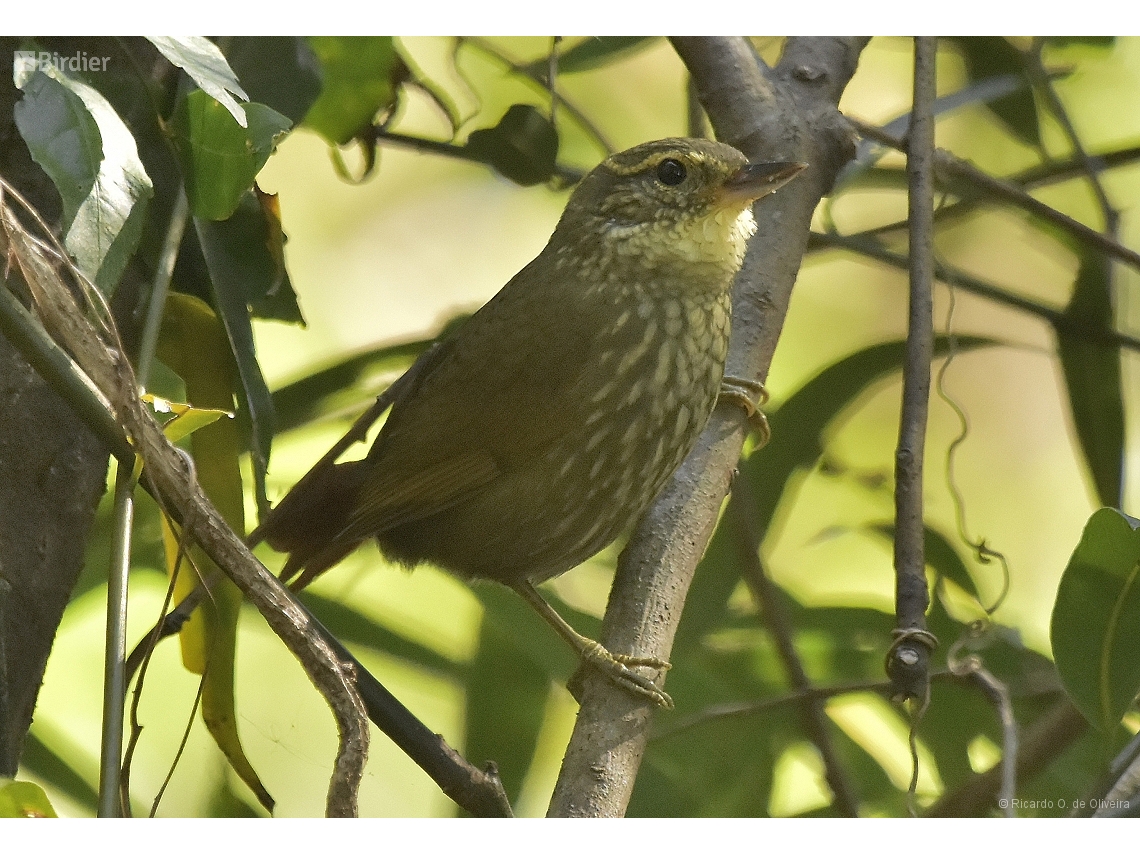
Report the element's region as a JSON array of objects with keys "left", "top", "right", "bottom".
[
  {"left": 511, "top": 580, "right": 674, "bottom": 709},
  {"left": 719, "top": 376, "right": 771, "bottom": 447}
]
